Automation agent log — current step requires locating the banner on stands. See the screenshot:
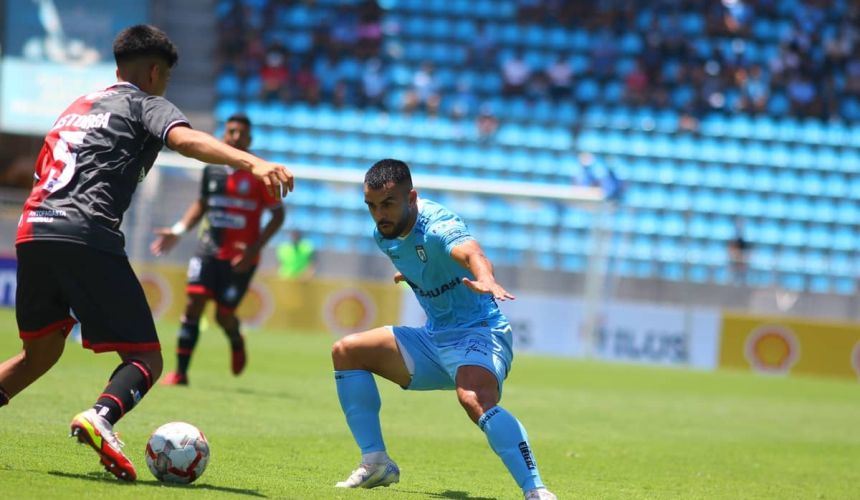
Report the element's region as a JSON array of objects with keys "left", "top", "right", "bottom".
[
  {"left": 399, "top": 290, "right": 721, "bottom": 369},
  {"left": 719, "top": 312, "right": 860, "bottom": 380},
  {"left": 134, "top": 263, "right": 402, "bottom": 335}
]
